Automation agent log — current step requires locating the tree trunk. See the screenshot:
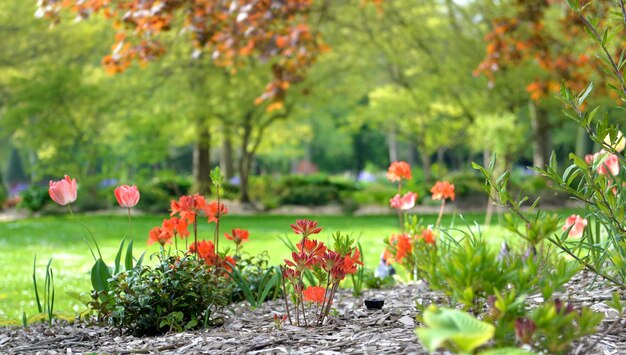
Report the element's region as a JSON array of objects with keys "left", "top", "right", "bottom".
[
  {"left": 437, "top": 147, "right": 446, "bottom": 168},
  {"left": 193, "top": 120, "right": 211, "bottom": 195},
  {"left": 528, "top": 100, "right": 551, "bottom": 168},
  {"left": 220, "top": 126, "right": 235, "bottom": 180},
  {"left": 388, "top": 128, "right": 398, "bottom": 163},
  {"left": 407, "top": 142, "right": 417, "bottom": 167},
  {"left": 420, "top": 150, "right": 431, "bottom": 183},
  {"left": 239, "top": 114, "right": 253, "bottom": 203}
]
